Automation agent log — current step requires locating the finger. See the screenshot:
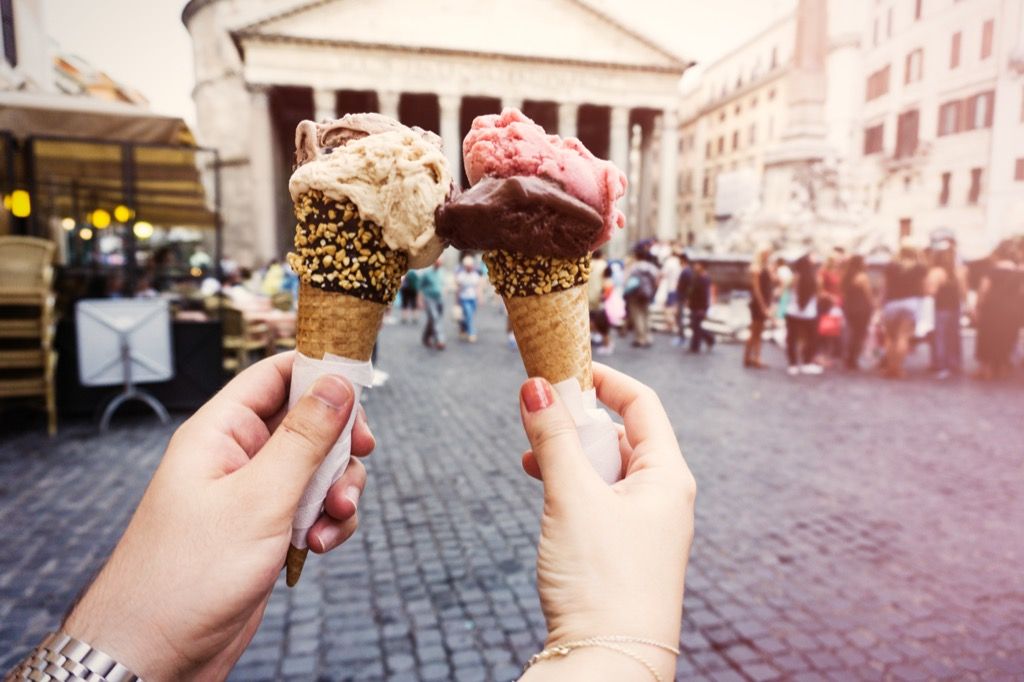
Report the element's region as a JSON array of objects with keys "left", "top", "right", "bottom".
[
  {"left": 241, "top": 374, "right": 354, "bottom": 515},
  {"left": 351, "top": 405, "right": 375, "bottom": 458},
  {"left": 308, "top": 511, "right": 359, "bottom": 554},
  {"left": 323, "top": 457, "right": 367, "bottom": 520},
  {"left": 521, "top": 450, "right": 542, "bottom": 481},
  {"left": 210, "top": 352, "right": 294, "bottom": 421},
  {"left": 519, "top": 378, "right": 601, "bottom": 495},
  {"left": 592, "top": 363, "right": 681, "bottom": 471}
]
